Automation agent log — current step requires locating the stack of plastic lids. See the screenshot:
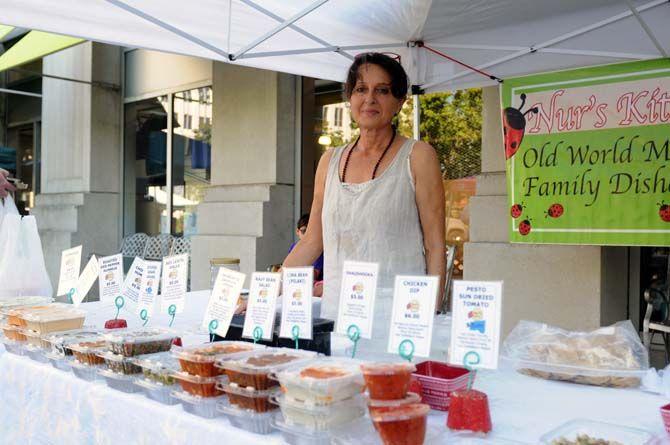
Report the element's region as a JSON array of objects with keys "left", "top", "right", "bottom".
[
  {"left": 269, "top": 357, "right": 368, "bottom": 444},
  {"left": 215, "top": 347, "right": 318, "bottom": 435}
]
